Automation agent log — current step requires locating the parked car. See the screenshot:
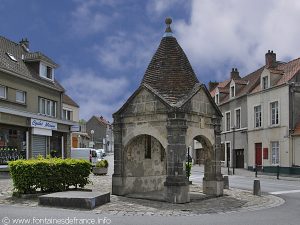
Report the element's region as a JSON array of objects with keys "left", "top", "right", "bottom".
[
  {"left": 95, "top": 149, "right": 104, "bottom": 160},
  {"left": 71, "top": 148, "right": 98, "bottom": 166},
  {"left": 96, "top": 149, "right": 106, "bottom": 157}
]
